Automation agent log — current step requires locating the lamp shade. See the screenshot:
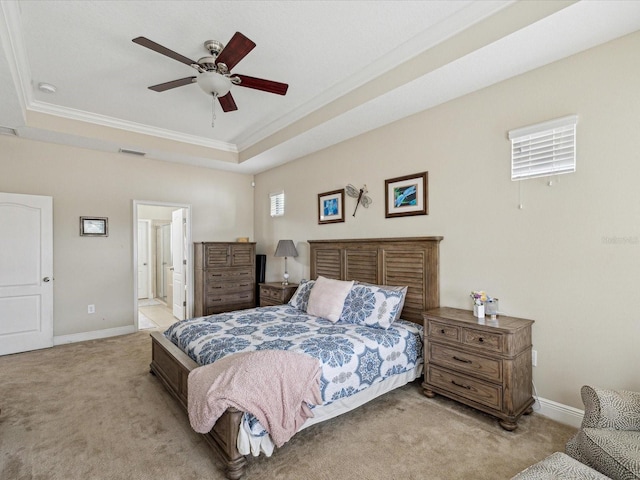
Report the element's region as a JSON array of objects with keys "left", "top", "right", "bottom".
[{"left": 274, "top": 240, "right": 298, "bottom": 258}]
